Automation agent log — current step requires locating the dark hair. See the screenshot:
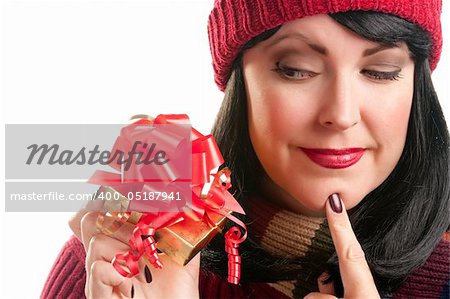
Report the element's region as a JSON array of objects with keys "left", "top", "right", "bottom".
[{"left": 201, "top": 11, "right": 450, "bottom": 296}]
